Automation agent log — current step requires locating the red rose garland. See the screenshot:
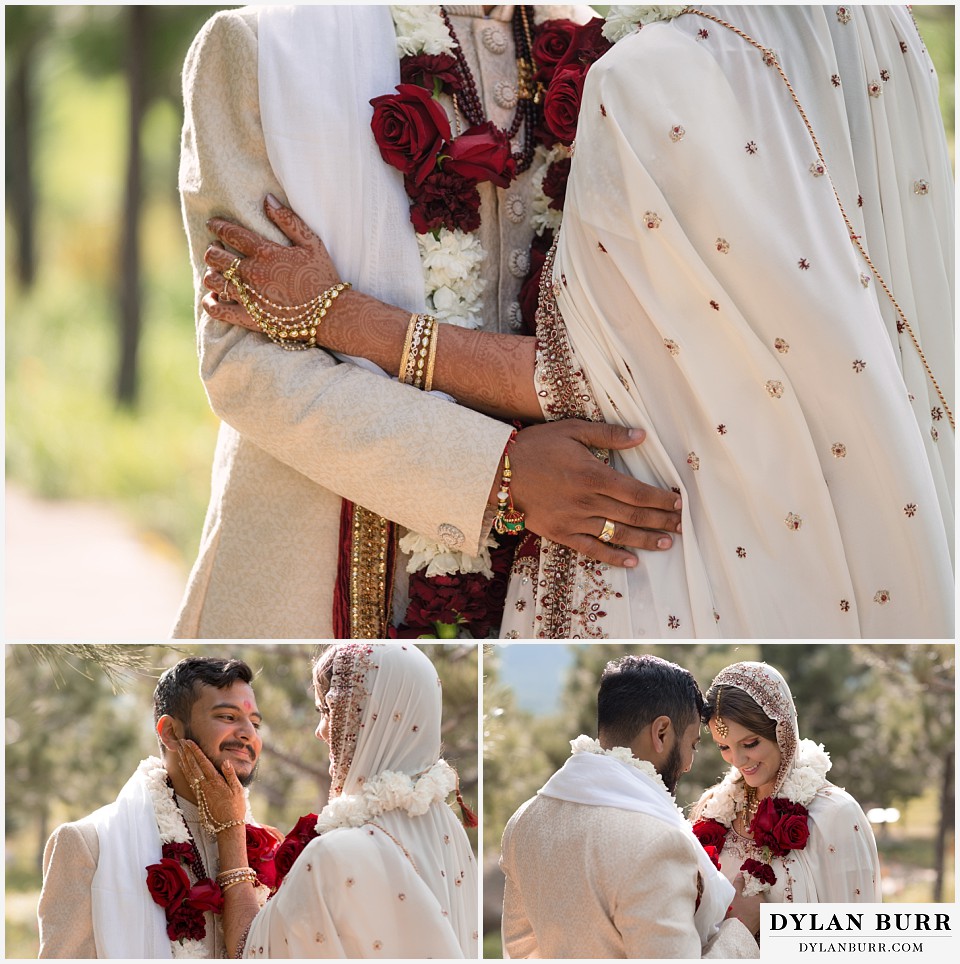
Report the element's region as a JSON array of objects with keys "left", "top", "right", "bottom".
[
  {"left": 146, "top": 824, "right": 280, "bottom": 944},
  {"left": 692, "top": 796, "right": 811, "bottom": 892},
  {"left": 368, "top": 12, "right": 615, "bottom": 636}
]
